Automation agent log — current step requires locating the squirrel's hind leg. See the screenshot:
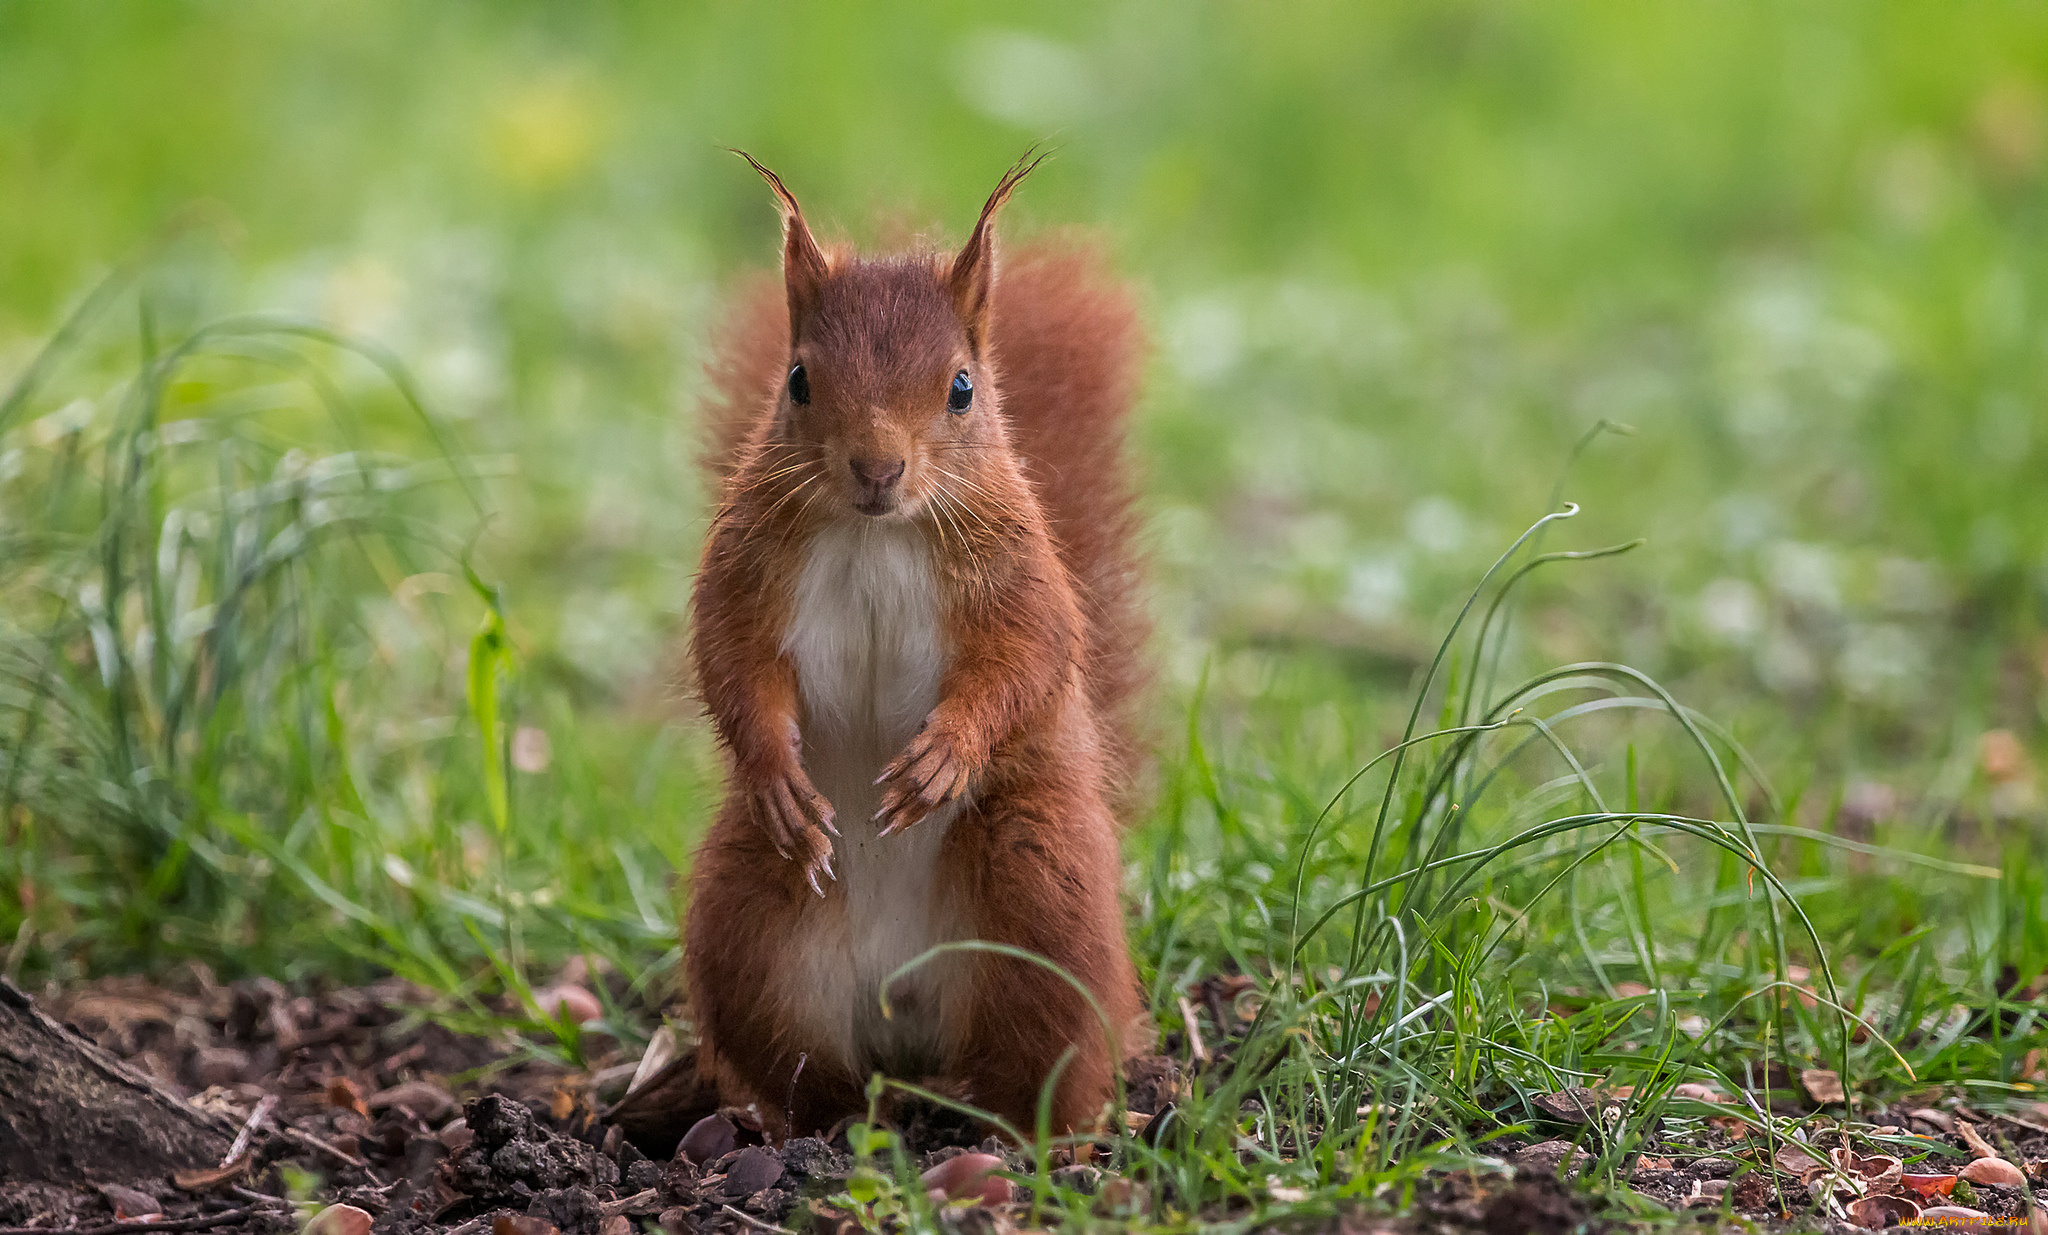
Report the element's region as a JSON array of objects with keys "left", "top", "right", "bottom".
[
  {"left": 946, "top": 780, "right": 1141, "bottom": 1138},
  {"left": 685, "top": 801, "right": 867, "bottom": 1138}
]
